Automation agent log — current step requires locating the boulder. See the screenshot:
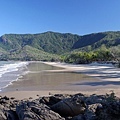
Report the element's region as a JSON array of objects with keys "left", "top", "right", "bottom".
[
  {"left": 71, "top": 103, "right": 102, "bottom": 120},
  {"left": 85, "top": 94, "right": 106, "bottom": 105},
  {"left": 96, "top": 101, "right": 120, "bottom": 120},
  {"left": 51, "top": 96, "right": 86, "bottom": 117},
  {"left": 0, "top": 109, "right": 7, "bottom": 120},
  {"left": 39, "top": 94, "right": 71, "bottom": 106},
  {"left": 5, "top": 110, "right": 19, "bottom": 120},
  {"left": 16, "top": 101, "right": 65, "bottom": 120}
]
